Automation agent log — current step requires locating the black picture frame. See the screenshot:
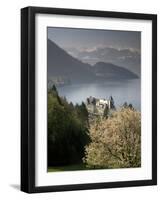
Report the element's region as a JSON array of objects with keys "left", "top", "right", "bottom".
[{"left": 21, "top": 6, "right": 157, "bottom": 193}]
